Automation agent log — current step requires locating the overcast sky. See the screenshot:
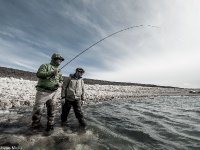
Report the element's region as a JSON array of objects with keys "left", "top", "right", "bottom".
[{"left": 0, "top": 0, "right": 200, "bottom": 88}]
